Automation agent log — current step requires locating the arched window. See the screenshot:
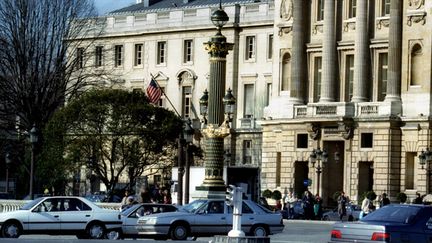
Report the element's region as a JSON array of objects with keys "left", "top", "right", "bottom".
[
  {"left": 410, "top": 44, "right": 422, "bottom": 86},
  {"left": 281, "top": 53, "right": 291, "bottom": 91}
]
